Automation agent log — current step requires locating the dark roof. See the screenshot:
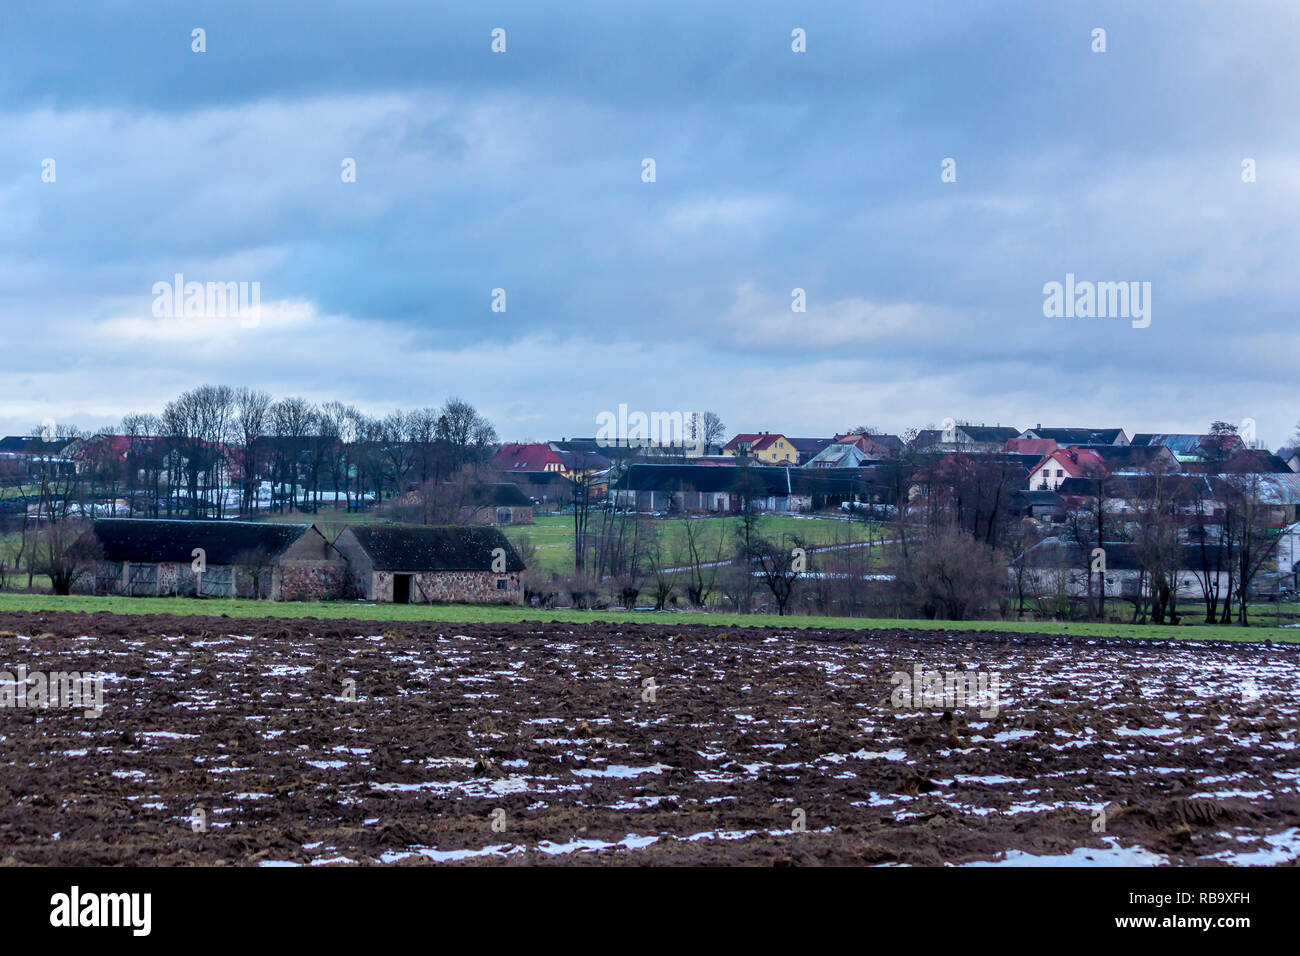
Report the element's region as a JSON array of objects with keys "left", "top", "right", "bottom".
[
  {"left": 1021, "top": 537, "right": 1227, "bottom": 572},
  {"left": 553, "top": 447, "right": 613, "bottom": 471},
  {"left": 957, "top": 425, "right": 1021, "bottom": 443},
  {"left": 615, "top": 463, "right": 871, "bottom": 496},
  {"left": 552, "top": 438, "right": 642, "bottom": 461},
  {"left": 869, "top": 433, "right": 904, "bottom": 451},
  {"left": 477, "top": 482, "right": 532, "bottom": 506},
  {"left": 1072, "top": 445, "right": 1172, "bottom": 470},
  {"left": 913, "top": 426, "right": 1019, "bottom": 447},
  {"left": 1223, "top": 450, "right": 1294, "bottom": 474},
  {"left": 1027, "top": 428, "right": 1125, "bottom": 445},
  {"left": 1012, "top": 489, "right": 1066, "bottom": 507},
  {"left": 1130, "top": 433, "right": 1246, "bottom": 458},
  {"left": 926, "top": 452, "right": 1043, "bottom": 475},
  {"left": 787, "top": 437, "right": 834, "bottom": 457},
  {"left": 0, "top": 436, "right": 70, "bottom": 455},
  {"left": 1174, "top": 451, "right": 1294, "bottom": 475},
  {"left": 90, "top": 518, "right": 316, "bottom": 564},
  {"left": 347, "top": 525, "right": 525, "bottom": 572},
  {"left": 493, "top": 469, "right": 572, "bottom": 486},
  {"left": 1055, "top": 474, "right": 1213, "bottom": 499}
]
